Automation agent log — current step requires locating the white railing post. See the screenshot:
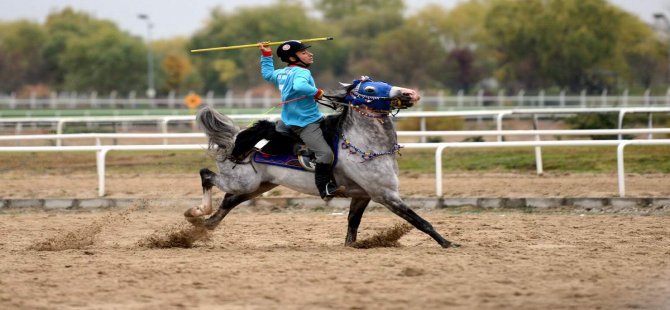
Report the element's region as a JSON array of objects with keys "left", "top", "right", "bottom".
[
  {"left": 622, "top": 89, "right": 629, "bottom": 107},
  {"left": 580, "top": 89, "right": 586, "bottom": 108},
  {"left": 420, "top": 117, "right": 427, "bottom": 143},
  {"left": 617, "top": 142, "right": 628, "bottom": 197},
  {"left": 128, "top": 90, "right": 136, "bottom": 109},
  {"left": 207, "top": 91, "right": 214, "bottom": 108},
  {"left": 110, "top": 90, "right": 117, "bottom": 108},
  {"left": 440, "top": 90, "right": 446, "bottom": 109},
  {"left": 264, "top": 89, "right": 272, "bottom": 108},
  {"left": 457, "top": 90, "right": 463, "bottom": 108},
  {"left": 244, "top": 90, "right": 252, "bottom": 108},
  {"left": 477, "top": 89, "right": 484, "bottom": 108},
  {"left": 601, "top": 89, "right": 608, "bottom": 107},
  {"left": 497, "top": 90, "right": 504, "bottom": 107},
  {"left": 50, "top": 92, "right": 57, "bottom": 109},
  {"left": 496, "top": 112, "right": 510, "bottom": 142},
  {"left": 168, "top": 90, "right": 175, "bottom": 108},
  {"left": 435, "top": 145, "right": 447, "bottom": 196},
  {"left": 90, "top": 91, "right": 98, "bottom": 108},
  {"left": 533, "top": 114, "right": 543, "bottom": 175},
  {"left": 96, "top": 147, "right": 110, "bottom": 197},
  {"left": 56, "top": 120, "right": 66, "bottom": 146},
  {"left": 644, "top": 89, "right": 650, "bottom": 106},
  {"left": 648, "top": 113, "right": 653, "bottom": 140},
  {"left": 29, "top": 91, "right": 36, "bottom": 110},
  {"left": 559, "top": 89, "right": 565, "bottom": 108},
  {"left": 9, "top": 92, "right": 16, "bottom": 109},
  {"left": 161, "top": 119, "right": 169, "bottom": 144},
  {"left": 225, "top": 90, "right": 233, "bottom": 108},
  {"left": 618, "top": 109, "right": 627, "bottom": 140},
  {"left": 517, "top": 90, "right": 525, "bottom": 107},
  {"left": 539, "top": 90, "right": 545, "bottom": 107}
]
